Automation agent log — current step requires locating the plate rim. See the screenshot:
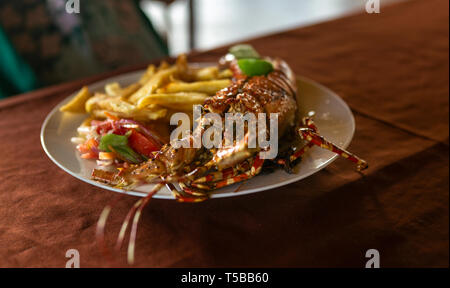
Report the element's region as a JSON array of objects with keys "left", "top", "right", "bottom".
[{"left": 40, "top": 71, "right": 355, "bottom": 200}]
